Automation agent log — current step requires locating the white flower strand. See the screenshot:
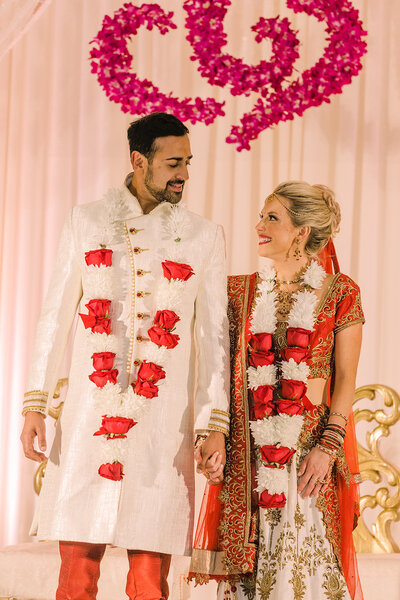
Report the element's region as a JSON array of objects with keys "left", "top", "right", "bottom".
[
  {"left": 281, "top": 358, "right": 310, "bottom": 383},
  {"left": 303, "top": 260, "right": 326, "bottom": 289},
  {"left": 250, "top": 415, "right": 304, "bottom": 449},
  {"left": 87, "top": 188, "right": 129, "bottom": 248},
  {"left": 84, "top": 265, "right": 114, "bottom": 299},
  {"left": 250, "top": 289, "right": 278, "bottom": 334},
  {"left": 87, "top": 332, "right": 119, "bottom": 354},
  {"left": 247, "top": 364, "right": 278, "bottom": 389},
  {"left": 255, "top": 465, "right": 288, "bottom": 495},
  {"left": 163, "top": 204, "right": 191, "bottom": 241},
  {"left": 287, "top": 289, "right": 319, "bottom": 331}
]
